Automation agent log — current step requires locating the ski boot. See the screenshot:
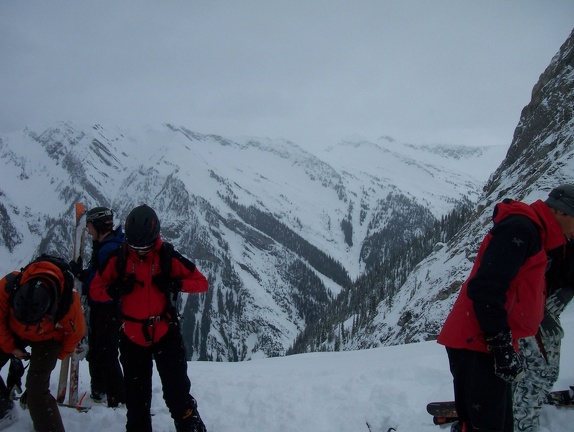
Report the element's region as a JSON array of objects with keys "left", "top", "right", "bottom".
[
  {"left": 0, "top": 400, "right": 18, "bottom": 431},
  {"left": 177, "top": 405, "right": 207, "bottom": 432},
  {"left": 90, "top": 391, "right": 105, "bottom": 403}
]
